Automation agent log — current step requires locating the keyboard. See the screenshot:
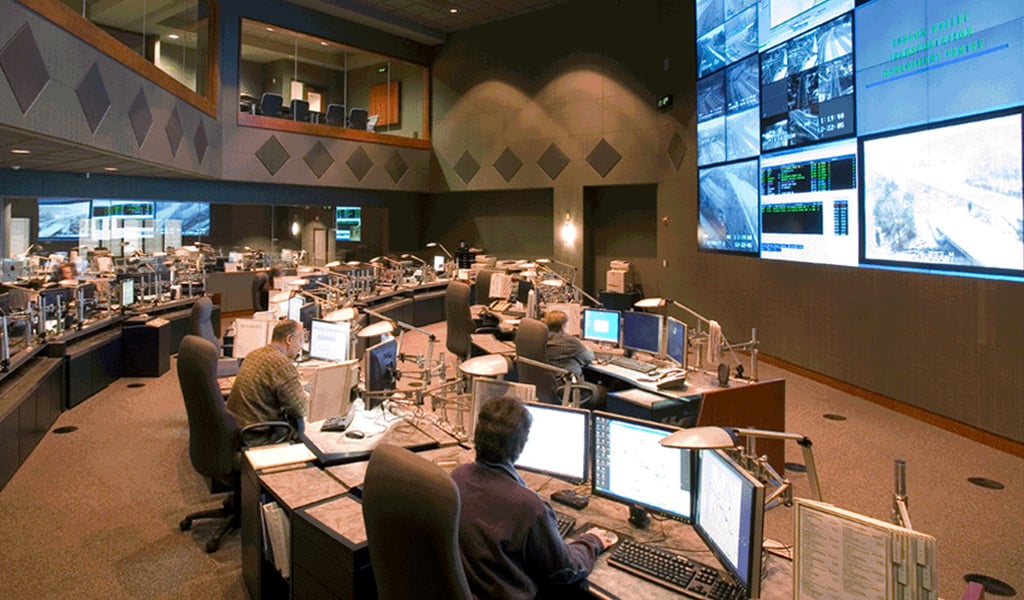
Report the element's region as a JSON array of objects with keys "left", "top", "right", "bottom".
[
  {"left": 608, "top": 355, "right": 658, "bottom": 374},
  {"left": 554, "top": 510, "right": 576, "bottom": 538},
  {"left": 320, "top": 412, "right": 355, "bottom": 432},
  {"left": 608, "top": 539, "right": 745, "bottom": 599}
]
